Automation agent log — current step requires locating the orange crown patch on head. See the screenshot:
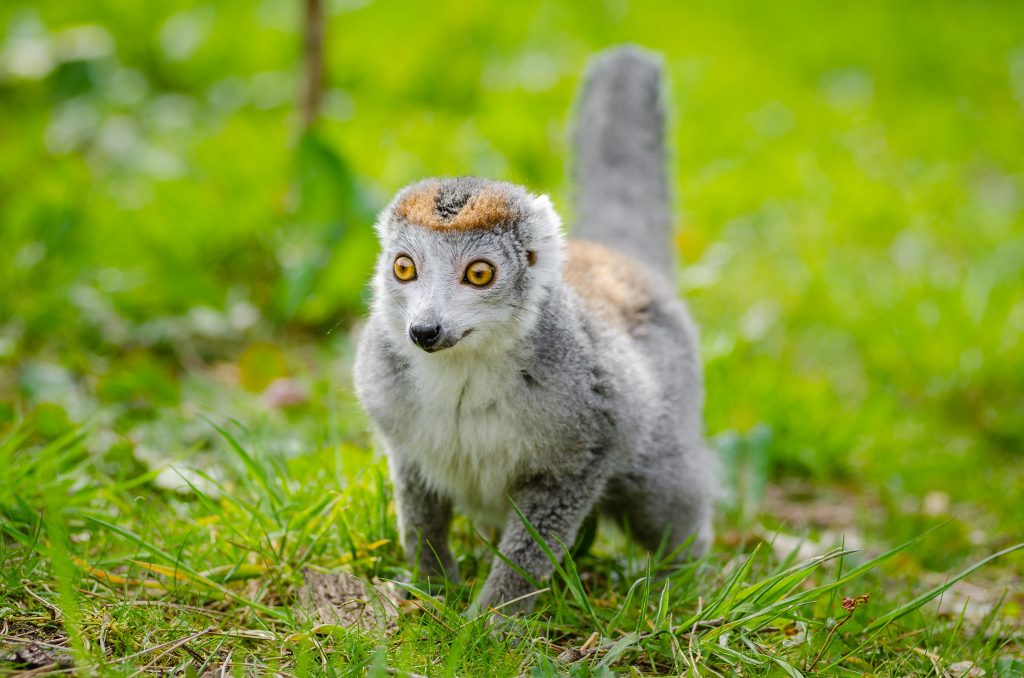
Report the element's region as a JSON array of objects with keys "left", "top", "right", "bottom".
[{"left": 394, "top": 182, "right": 517, "bottom": 231}]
